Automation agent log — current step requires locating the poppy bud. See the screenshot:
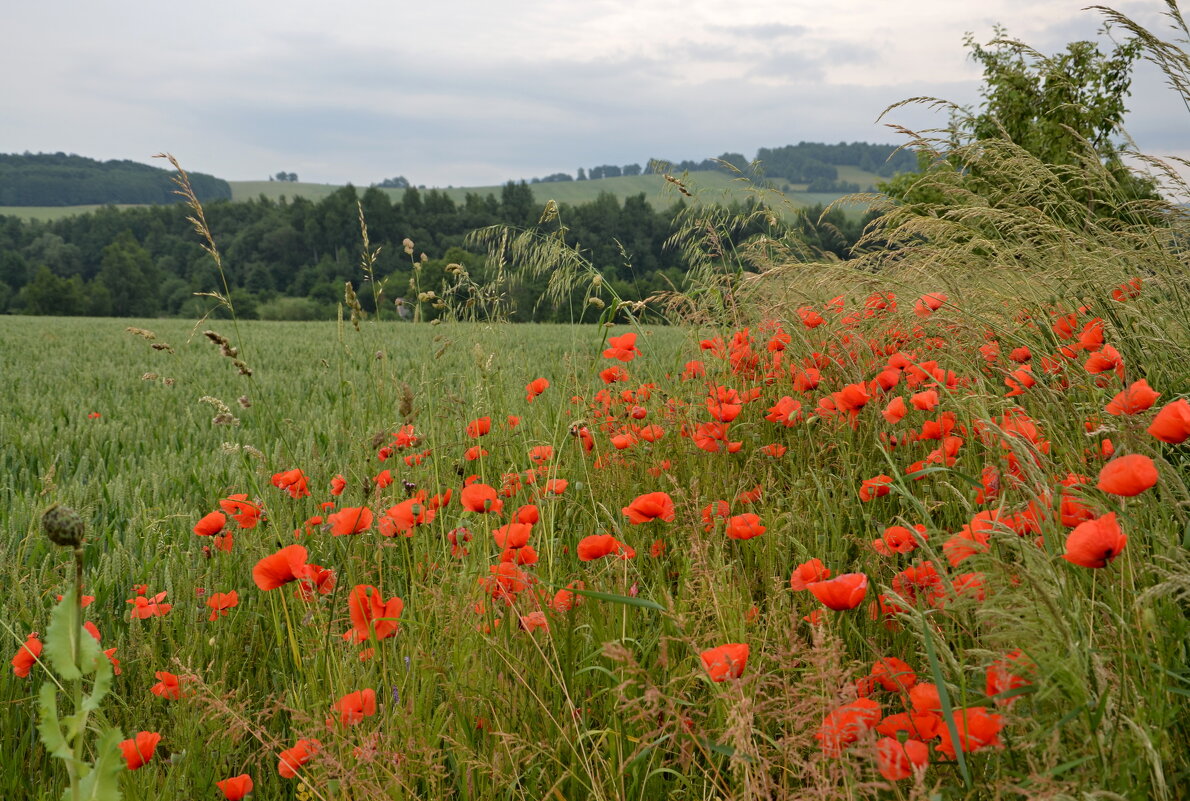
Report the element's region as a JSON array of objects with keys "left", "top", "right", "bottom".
[{"left": 42, "top": 503, "right": 85, "bottom": 547}]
